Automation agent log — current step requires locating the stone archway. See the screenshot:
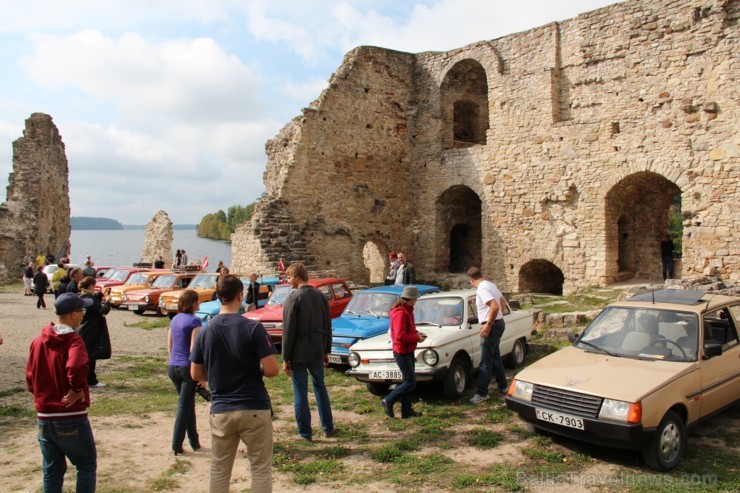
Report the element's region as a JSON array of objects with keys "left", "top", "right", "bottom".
[
  {"left": 362, "top": 240, "right": 386, "bottom": 285},
  {"left": 440, "top": 60, "right": 489, "bottom": 149},
  {"left": 605, "top": 172, "right": 681, "bottom": 282},
  {"left": 519, "top": 260, "right": 564, "bottom": 295},
  {"left": 437, "top": 186, "right": 482, "bottom": 273}
]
